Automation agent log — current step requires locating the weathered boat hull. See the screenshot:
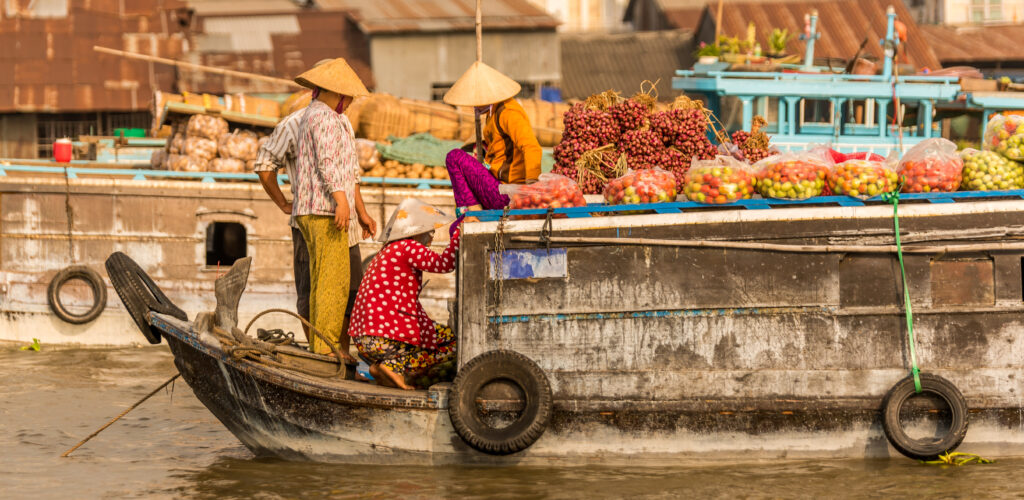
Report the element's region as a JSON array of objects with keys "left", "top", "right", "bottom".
[
  {"left": 0, "top": 176, "right": 455, "bottom": 346},
  {"left": 152, "top": 310, "right": 1024, "bottom": 464}
]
